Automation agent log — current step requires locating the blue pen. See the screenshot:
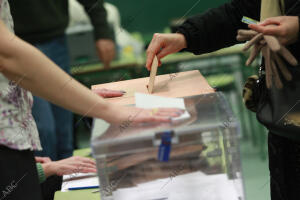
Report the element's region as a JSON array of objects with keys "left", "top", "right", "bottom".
[{"left": 68, "top": 186, "right": 99, "bottom": 191}]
